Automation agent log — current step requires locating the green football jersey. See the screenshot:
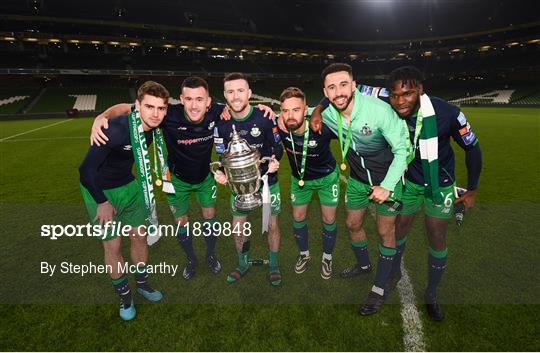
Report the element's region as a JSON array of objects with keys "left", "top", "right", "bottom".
[{"left": 321, "top": 89, "right": 407, "bottom": 191}]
